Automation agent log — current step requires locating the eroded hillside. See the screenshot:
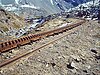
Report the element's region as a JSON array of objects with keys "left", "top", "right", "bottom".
[{"left": 0, "top": 8, "right": 29, "bottom": 42}]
